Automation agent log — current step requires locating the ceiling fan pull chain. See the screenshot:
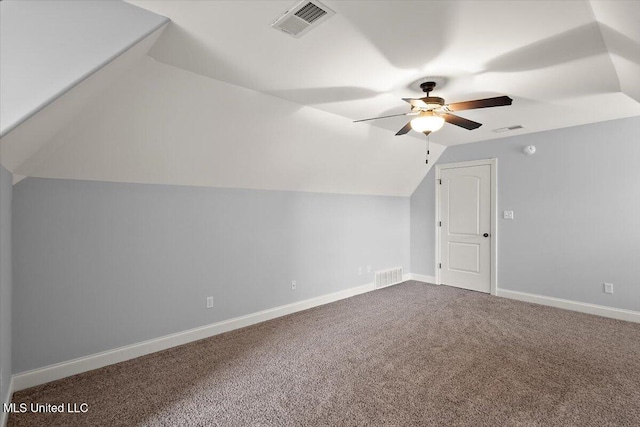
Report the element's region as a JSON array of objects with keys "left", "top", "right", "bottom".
[{"left": 425, "top": 133, "right": 430, "bottom": 164}]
